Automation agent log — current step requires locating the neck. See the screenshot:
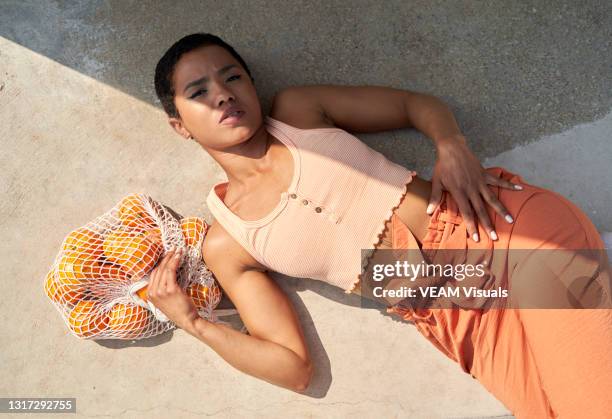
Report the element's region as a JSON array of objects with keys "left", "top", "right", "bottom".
[{"left": 206, "top": 122, "right": 272, "bottom": 190}]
